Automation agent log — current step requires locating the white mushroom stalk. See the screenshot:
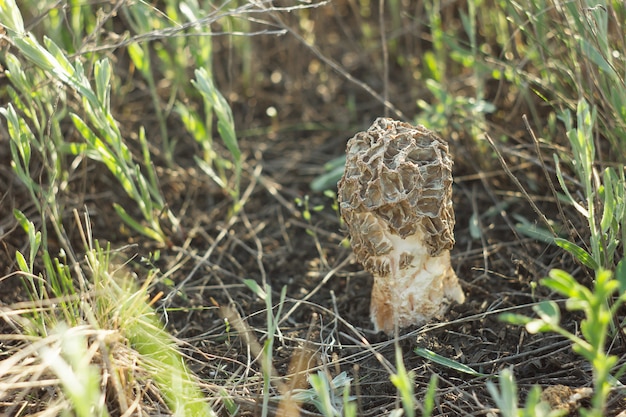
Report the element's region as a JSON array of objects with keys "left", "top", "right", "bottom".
[{"left": 338, "top": 117, "right": 465, "bottom": 334}]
